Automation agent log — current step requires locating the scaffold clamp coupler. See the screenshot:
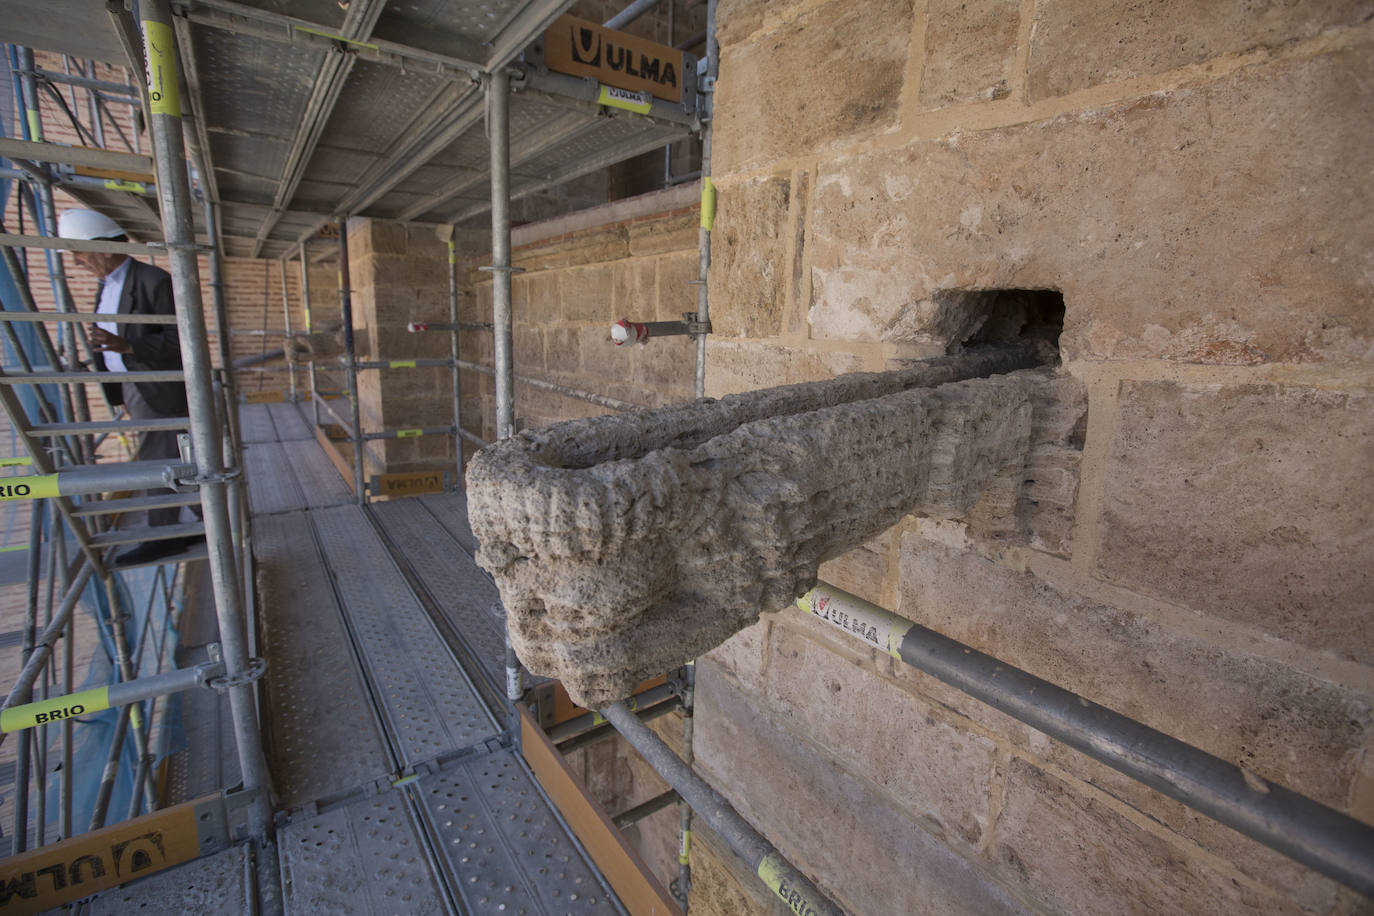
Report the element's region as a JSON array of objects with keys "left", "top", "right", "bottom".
[
  {"left": 174, "top": 466, "right": 243, "bottom": 490},
  {"left": 207, "top": 657, "right": 266, "bottom": 691},
  {"left": 682, "top": 313, "right": 712, "bottom": 336},
  {"left": 145, "top": 240, "right": 216, "bottom": 253}
]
